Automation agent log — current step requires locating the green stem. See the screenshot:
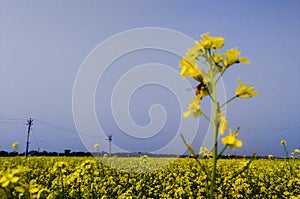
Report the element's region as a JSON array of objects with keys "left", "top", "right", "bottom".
[
  {"left": 229, "top": 152, "right": 256, "bottom": 181},
  {"left": 282, "top": 144, "right": 294, "bottom": 176},
  {"left": 209, "top": 68, "right": 218, "bottom": 199},
  {"left": 180, "top": 134, "right": 196, "bottom": 157},
  {"left": 283, "top": 145, "right": 289, "bottom": 159},
  {"left": 180, "top": 134, "right": 210, "bottom": 192},
  {"left": 217, "top": 145, "right": 228, "bottom": 160},
  {"left": 201, "top": 111, "right": 211, "bottom": 123},
  {"left": 208, "top": 92, "right": 215, "bottom": 103},
  {"left": 220, "top": 96, "right": 237, "bottom": 108},
  {"left": 215, "top": 67, "right": 227, "bottom": 84}
]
